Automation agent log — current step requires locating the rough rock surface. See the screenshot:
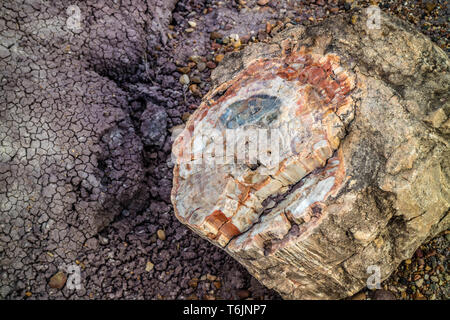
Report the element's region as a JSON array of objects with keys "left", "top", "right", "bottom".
[{"left": 172, "top": 11, "right": 450, "bottom": 299}]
